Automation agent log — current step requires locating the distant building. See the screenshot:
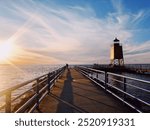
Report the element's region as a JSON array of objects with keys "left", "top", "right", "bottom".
[{"left": 110, "top": 38, "right": 124, "bottom": 66}]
